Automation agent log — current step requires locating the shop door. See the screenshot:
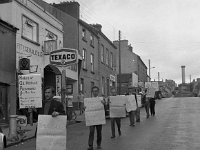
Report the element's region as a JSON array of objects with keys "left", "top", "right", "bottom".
[{"left": 0, "top": 85, "right": 7, "bottom": 123}]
